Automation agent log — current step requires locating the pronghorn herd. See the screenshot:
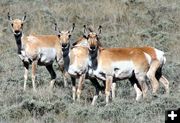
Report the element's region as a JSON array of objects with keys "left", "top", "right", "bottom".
[{"left": 8, "top": 13, "right": 169, "bottom": 105}]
